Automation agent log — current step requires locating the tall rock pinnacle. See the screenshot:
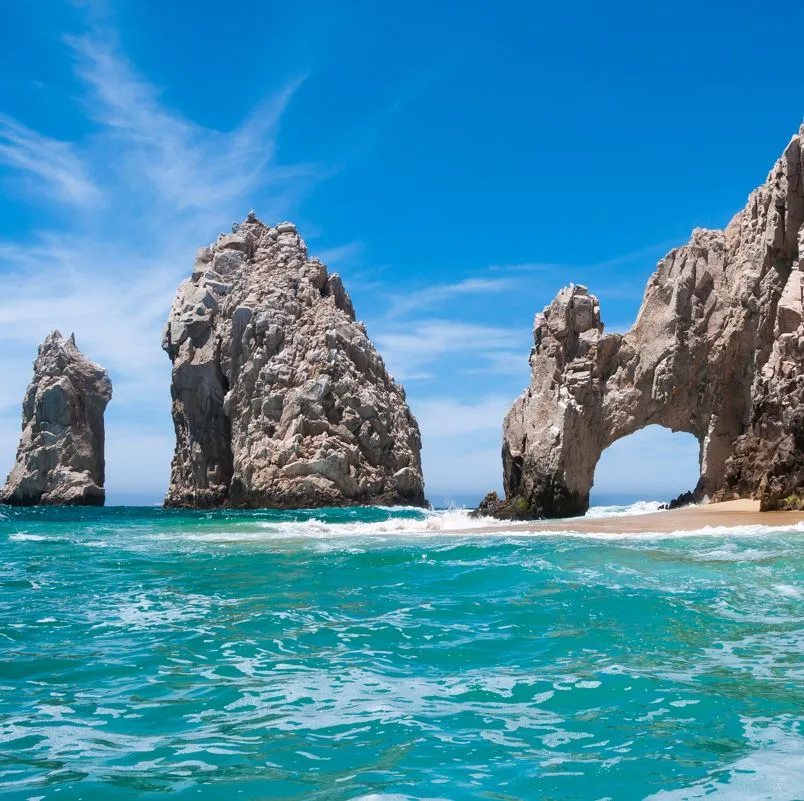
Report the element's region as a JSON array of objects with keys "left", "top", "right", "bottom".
[
  {"left": 1, "top": 331, "right": 112, "bottom": 506},
  {"left": 480, "top": 123, "right": 804, "bottom": 518},
  {"left": 162, "top": 216, "right": 426, "bottom": 508}
]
